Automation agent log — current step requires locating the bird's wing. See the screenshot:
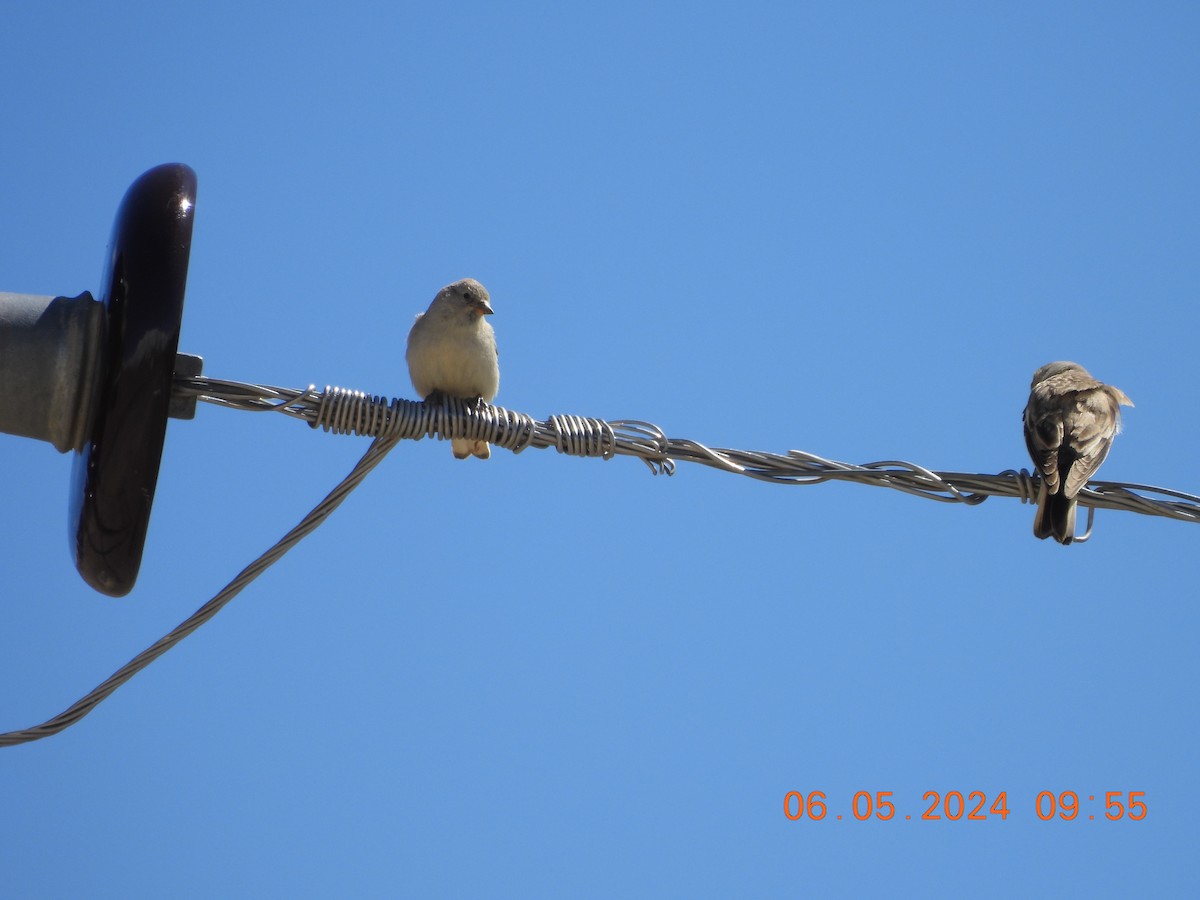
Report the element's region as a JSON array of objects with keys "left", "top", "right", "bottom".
[
  {"left": 1024, "top": 403, "right": 1064, "bottom": 493},
  {"left": 1061, "top": 391, "right": 1119, "bottom": 497}
]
